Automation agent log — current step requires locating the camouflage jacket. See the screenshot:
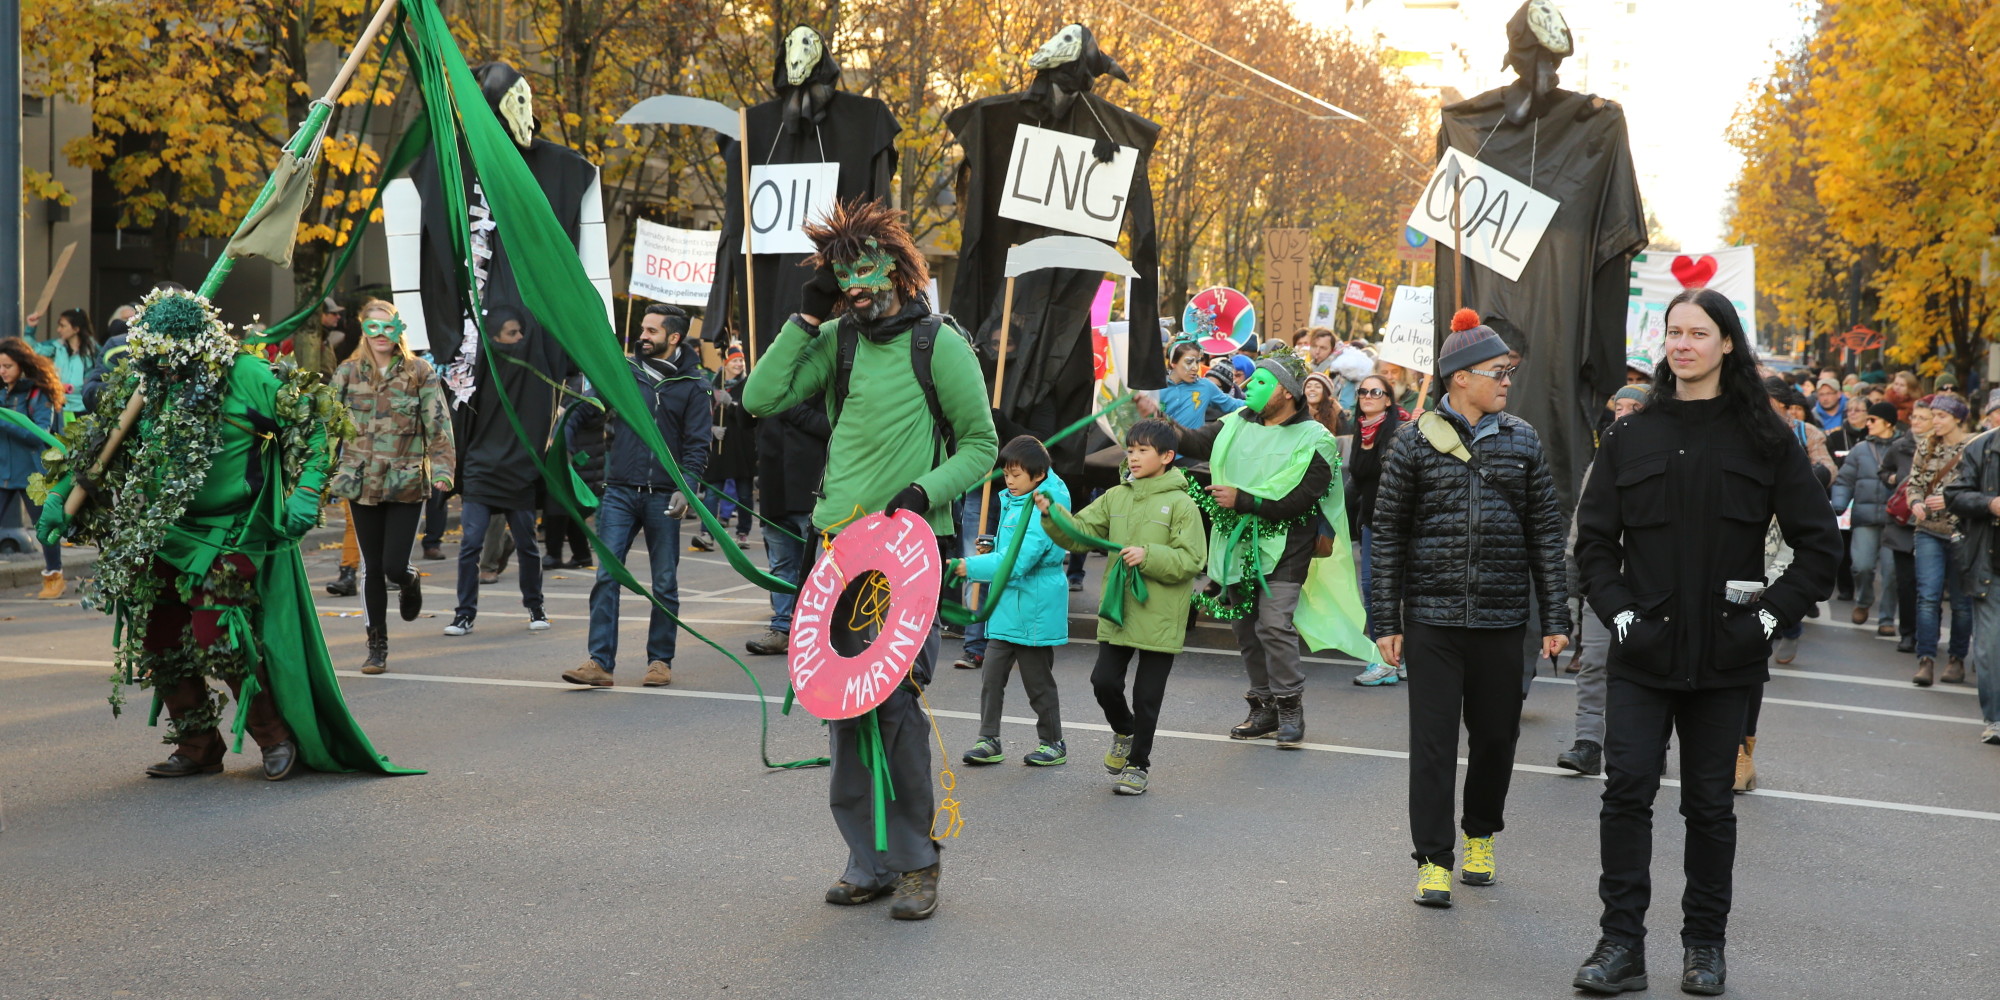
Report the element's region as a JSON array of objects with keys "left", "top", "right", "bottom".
[{"left": 328, "top": 354, "right": 455, "bottom": 505}]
